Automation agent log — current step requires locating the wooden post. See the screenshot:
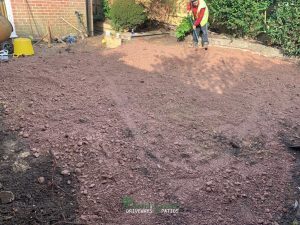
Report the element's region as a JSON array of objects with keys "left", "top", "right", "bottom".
[
  {"left": 87, "top": 0, "right": 94, "bottom": 36},
  {"left": 47, "top": 21, "right": 52, "bottom": 48}
]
